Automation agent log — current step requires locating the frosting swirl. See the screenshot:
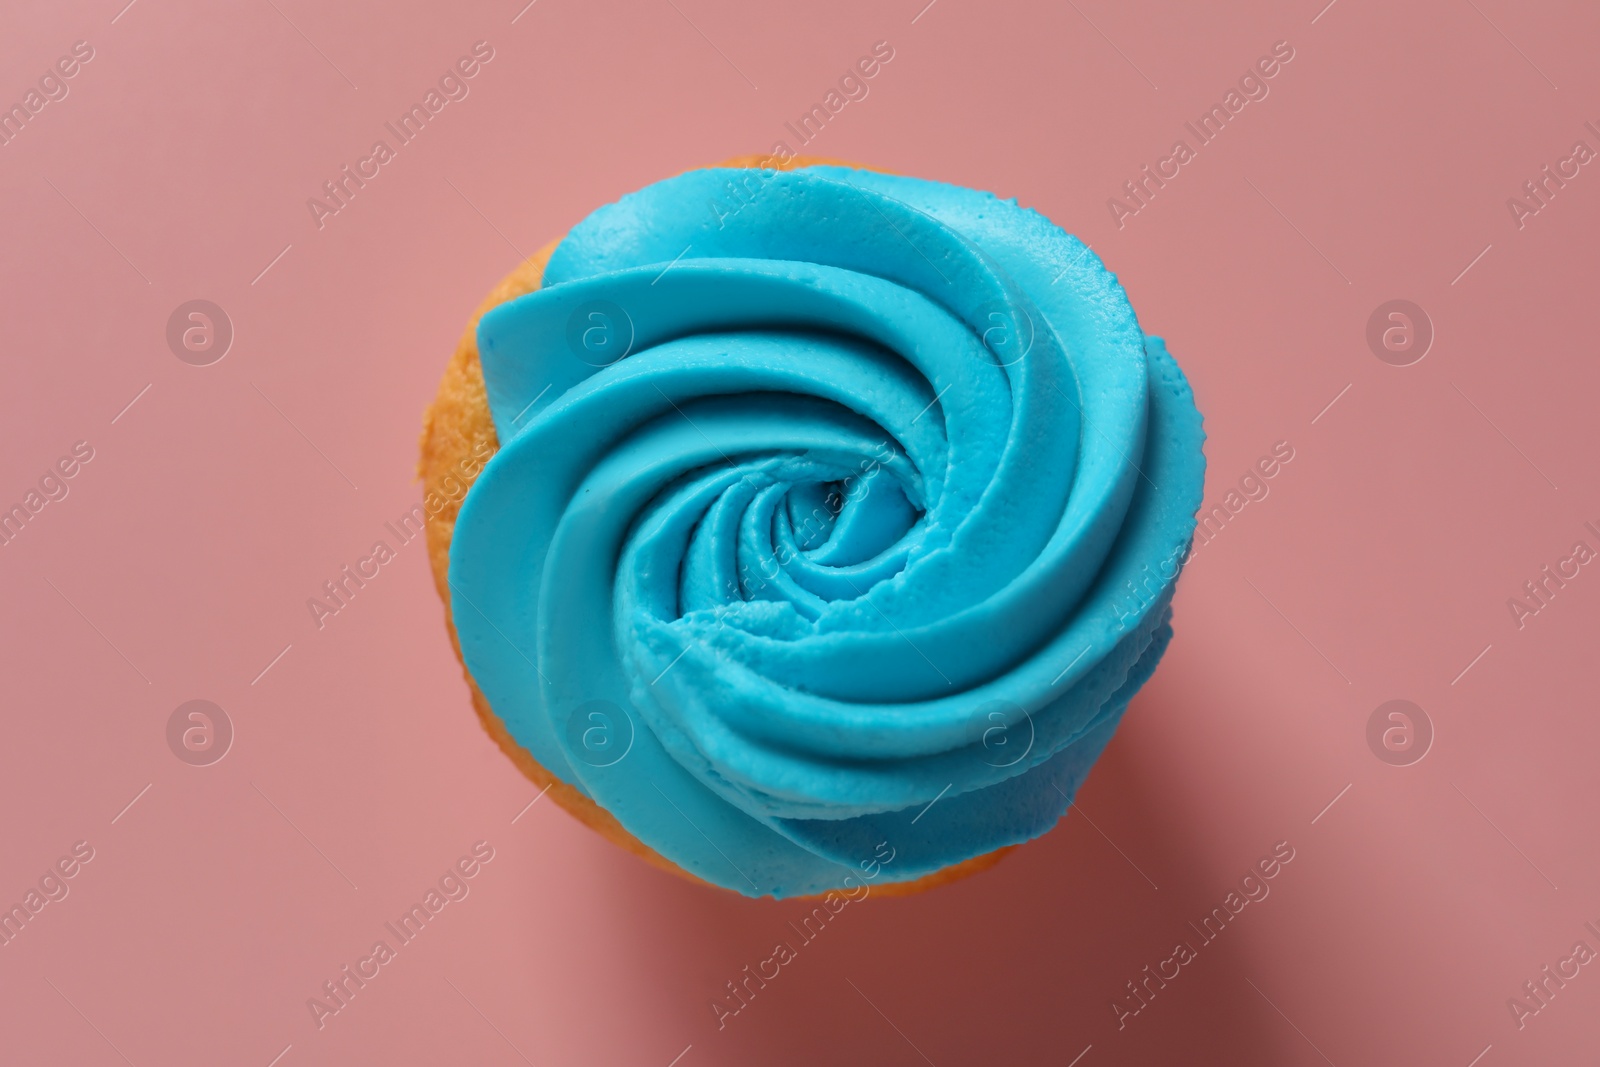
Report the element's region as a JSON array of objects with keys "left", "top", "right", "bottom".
[{"left": 450, "top": 165, "right": 1205, "bottom": 897}]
